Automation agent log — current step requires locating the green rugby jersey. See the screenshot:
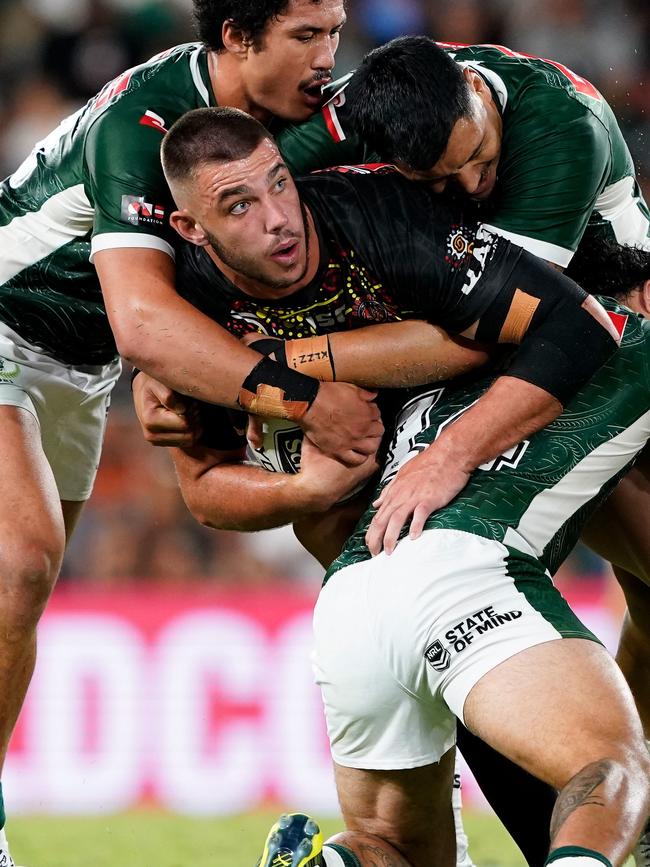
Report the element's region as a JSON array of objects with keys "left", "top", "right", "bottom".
[
  {"left": 278, "top": 44, "right": 650, "bottom": 267},
  {"left": 0, "top": 43, "right": 216, "bottom": 365},
  {"left": 328, "top": 298, "right": 650, "bottom": 580}
]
